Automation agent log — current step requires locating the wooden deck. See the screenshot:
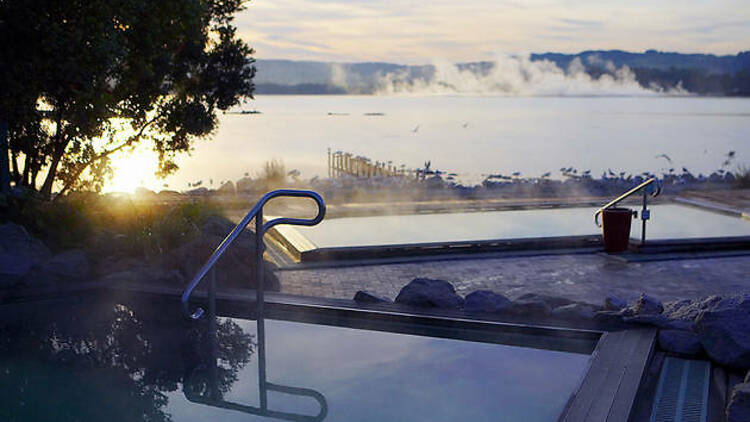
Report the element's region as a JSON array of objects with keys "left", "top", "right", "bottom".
[{"left": 559, "top": 328, "right": 657, "bottom": 422}]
